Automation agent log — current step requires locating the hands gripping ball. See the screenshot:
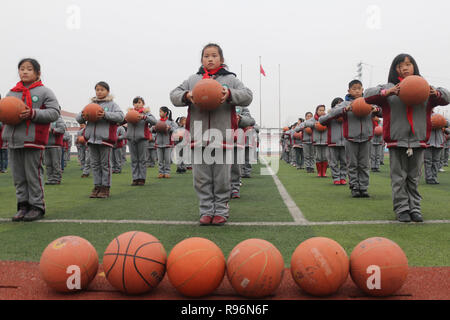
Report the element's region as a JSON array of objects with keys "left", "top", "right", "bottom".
[
  {"left": 0, "top": 96, "right": 28, "bottom": 125},
  {"left": 192, "top": 79, "right": 224, "bottom": 111},
  {"left": 350, "top": 237, "right": 408, "bottom": 297},
  {"left": 290, "top": 237, "right": 349, "bottom": 296},
  {"left": 125, "top": 110, "right": 141, "bottom": 124},
  {"left": 82, "top": 103, "right": 103, "bottom": 122},
  {"left": 103, "top": 231, "right": 167, "bottom": 295},
  {"left": 226, "top": 238, "right": 285, "bottom": 298},
  {"left": 351, "top": 98, "right": 373, "bottom": 118},
  {"left": 39, "top": 236, "right": 99, "bottom": 293},
  {"left": 167, "top": 237, "right": 225, "bottom": 297},
  {"left": 398, "top": 75, "right": 430, "bottom": 106}
]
